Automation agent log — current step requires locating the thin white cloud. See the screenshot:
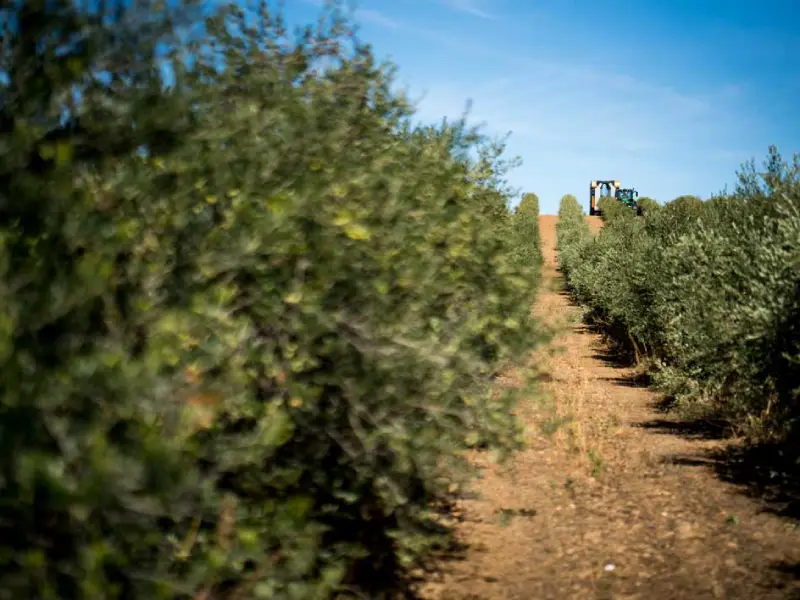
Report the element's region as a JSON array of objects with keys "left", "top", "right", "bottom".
[
  {"left": 299, "top": 2, "right": 411, "bottom": 31},
  {"left": 440, "top": 0, "right": 497, "bottom": 20},
  {"left": 298, "top": 1, "right": 746, "bottom": 179},
  {"left": 355, "top": 8, "right": 403, "bottom": 30},
  {"left": 407, "top": 65, "right": 741, "bottom": 161},
  {"left": 345, "top": 11, "right": 722, "bottom": 127}
]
